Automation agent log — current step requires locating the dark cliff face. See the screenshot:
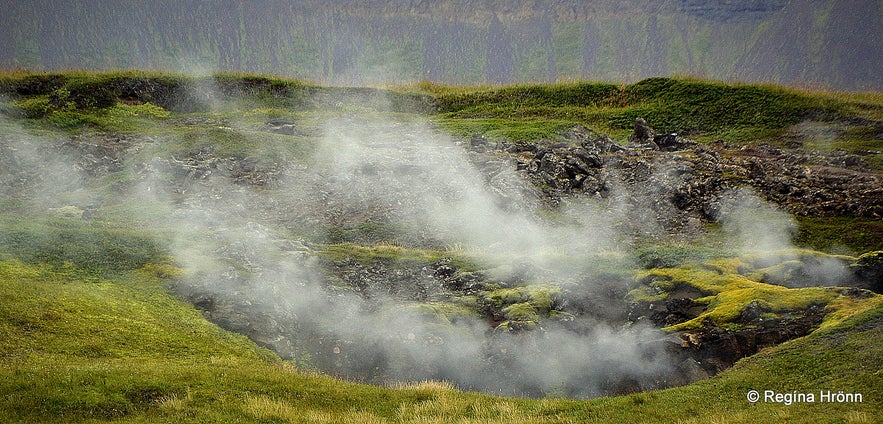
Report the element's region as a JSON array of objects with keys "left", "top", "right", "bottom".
[
  {"left": 1, "top": 0, "right": 880, "bottom": 90},
  {"left": 676, "top": 0, "right": 788, "bottom": 21}
]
